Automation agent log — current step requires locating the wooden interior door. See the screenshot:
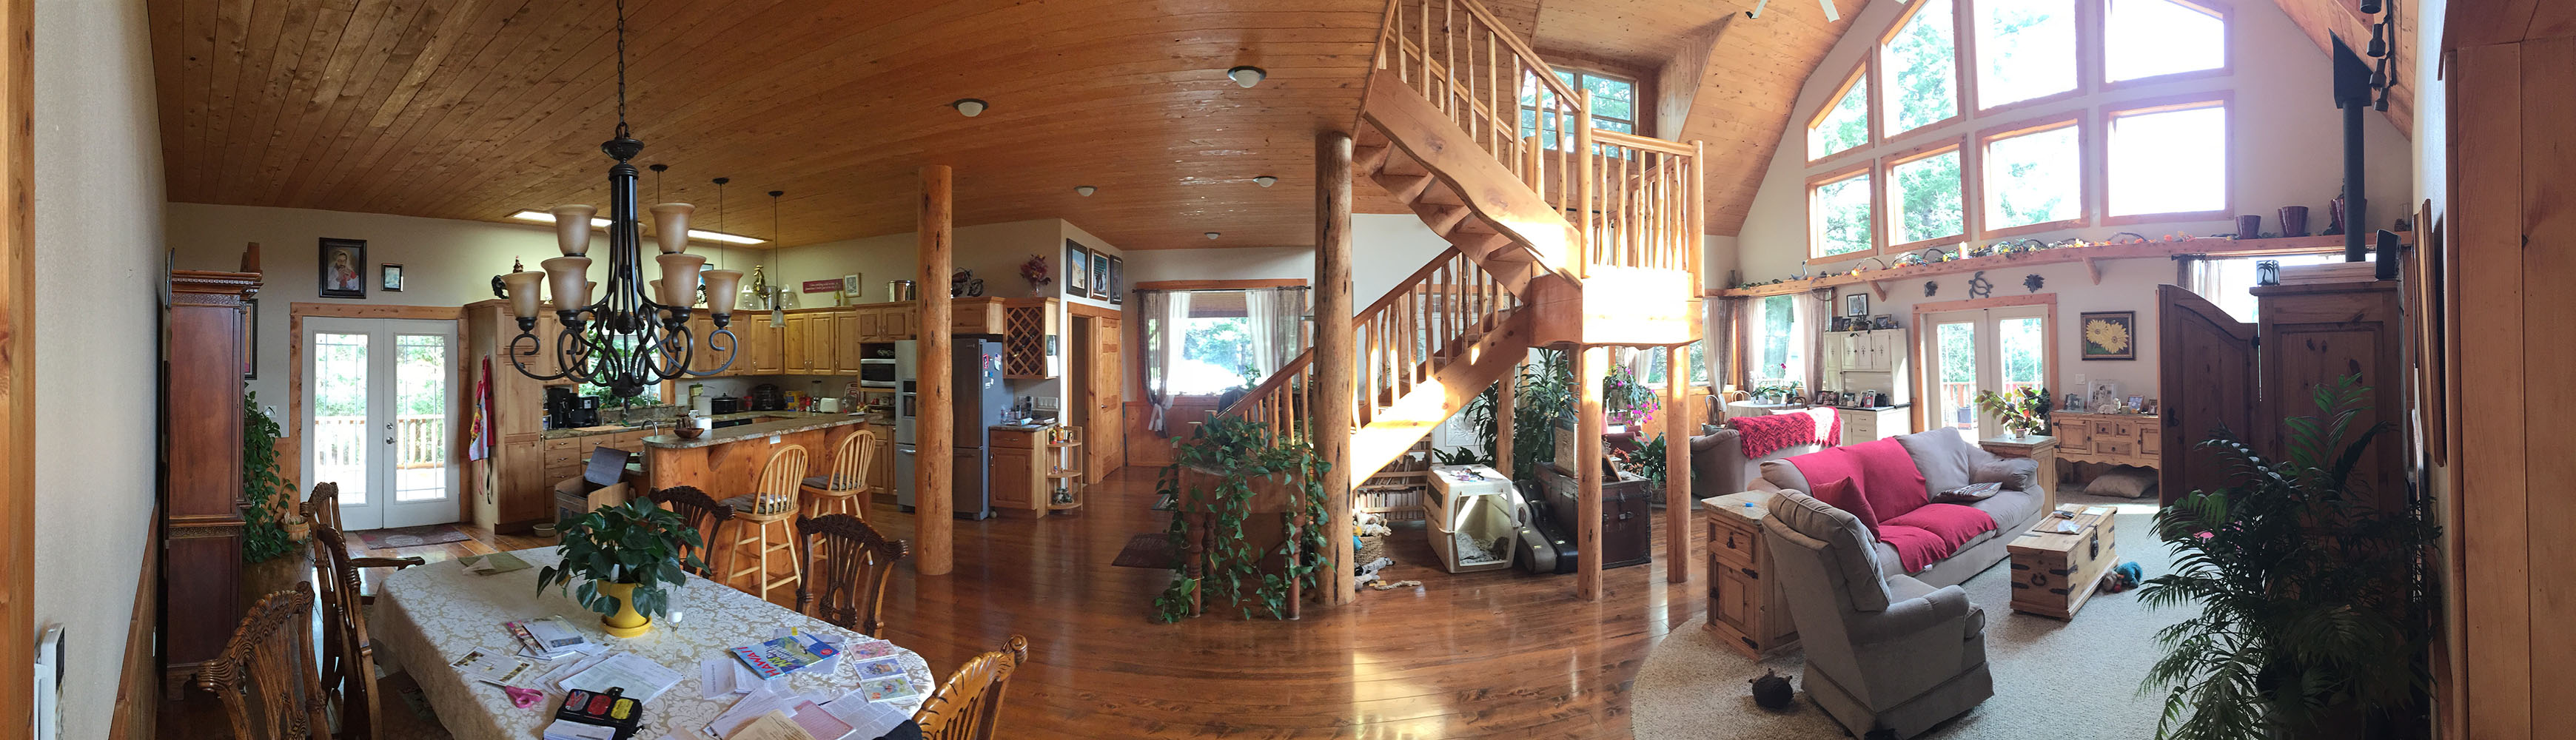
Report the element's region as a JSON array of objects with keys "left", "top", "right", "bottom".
[
  {"left": 1087, "top": 316, "right": 1124, "bottom": 481},
  {"left": 2156, "top": 284, "right": 2257, "bottom": 506}
]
